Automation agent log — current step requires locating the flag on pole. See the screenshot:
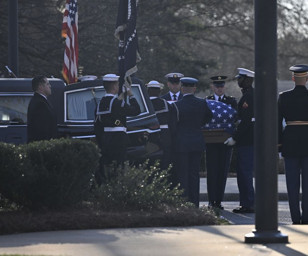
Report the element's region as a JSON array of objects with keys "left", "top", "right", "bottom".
[
  {"left": 115, "top": 0, "right": 141, "bottom": 93},
  {"left": 62, "top": 0, "right": 78, "bottom": 84}
]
